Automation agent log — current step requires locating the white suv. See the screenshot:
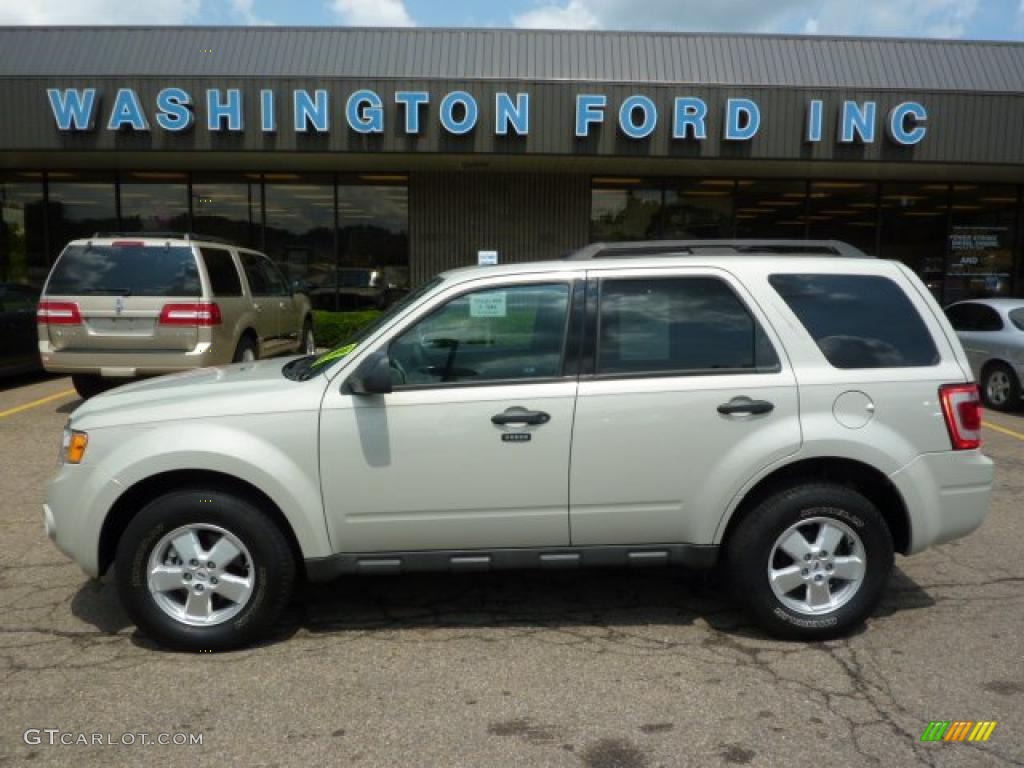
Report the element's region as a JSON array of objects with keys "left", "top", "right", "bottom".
[{"left": 44, "top": 241, "right": 994, "bottom": 651}]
